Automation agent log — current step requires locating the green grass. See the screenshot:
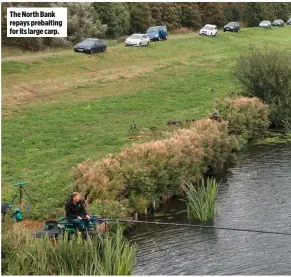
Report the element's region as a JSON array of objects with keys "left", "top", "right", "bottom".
[
  {"left": 2, "top": 27, "right": 291, "bottom": 215},
  {"left": 184, "top": 177, "right": 219, "bottom": 222}
]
